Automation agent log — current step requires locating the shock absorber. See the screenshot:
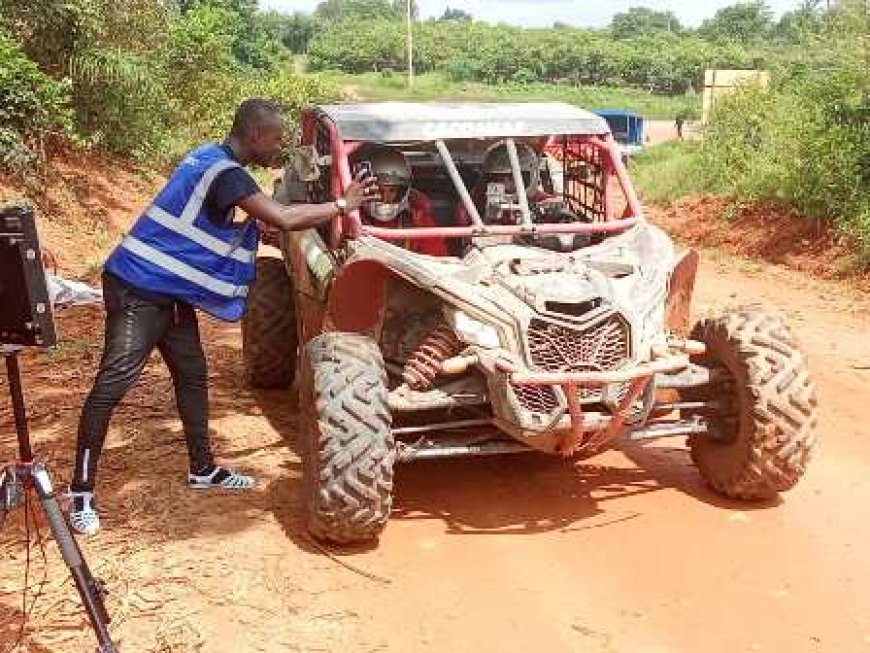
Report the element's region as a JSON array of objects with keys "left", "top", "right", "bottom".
[{"left": 402, "top": 324, "right": 463, "bottom": 390}]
